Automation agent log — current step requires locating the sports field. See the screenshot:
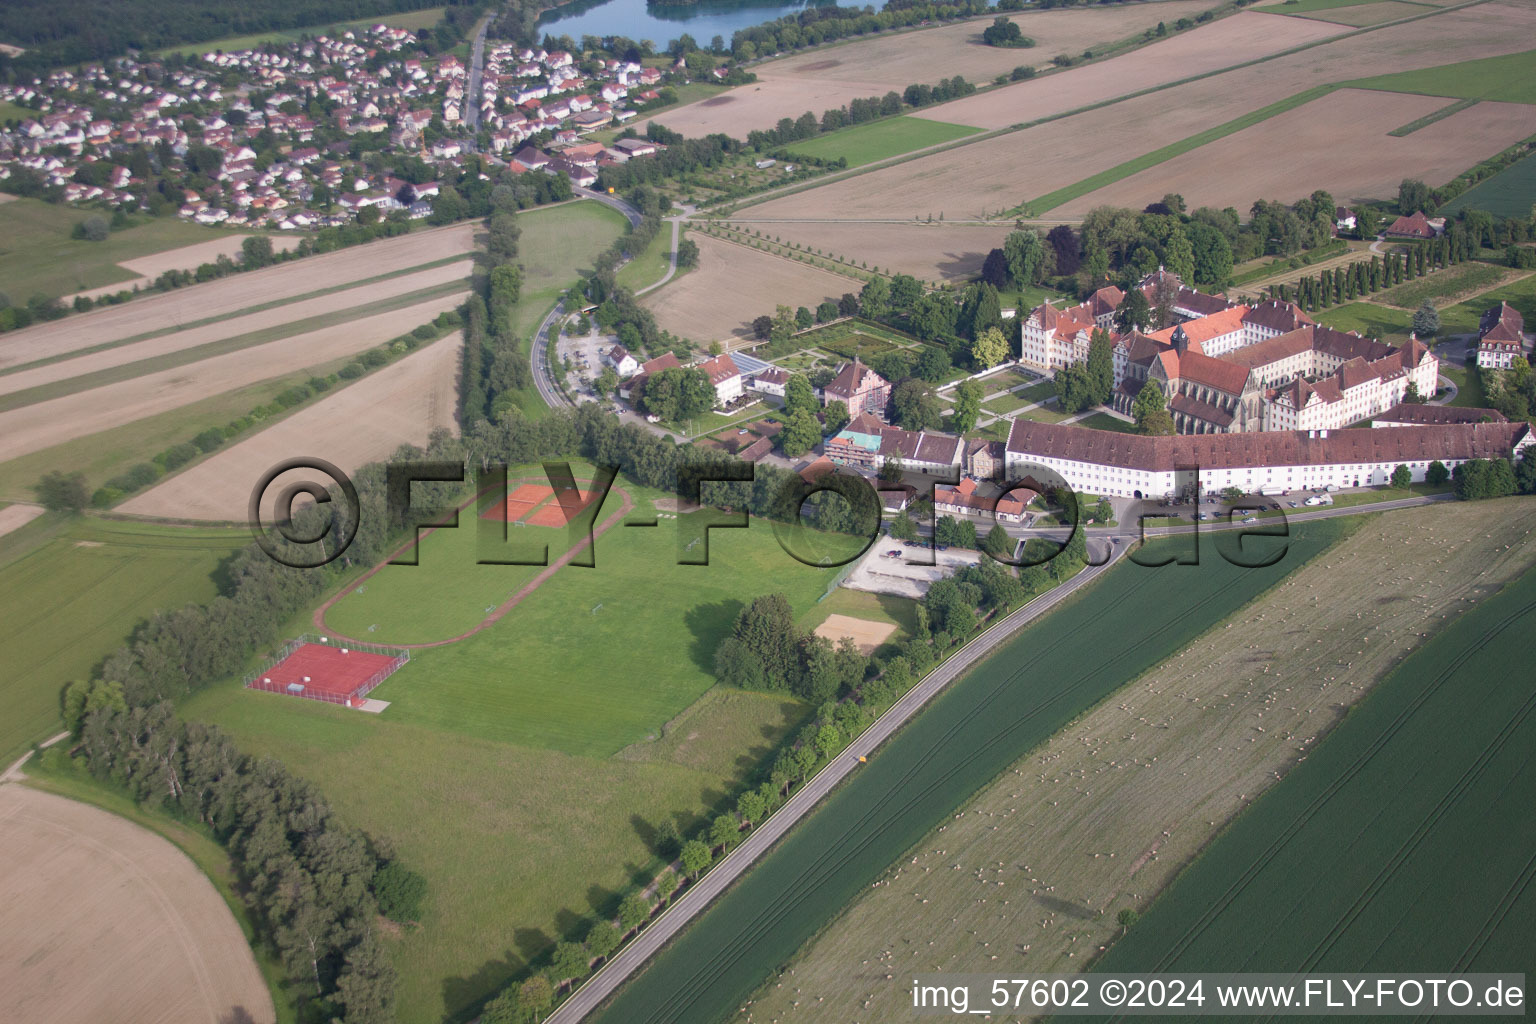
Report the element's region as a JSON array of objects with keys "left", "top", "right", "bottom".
[
  {"left": 1090, "top": 542, "right": 1536, "bottom": 986},
  {"left": 588, "top": 520, "right": 1349, "bottom": 1024},
  {"left": 0, "top": 517, "right": 244, "bottom": 765},
  {"left": 740, "top": 499, "right": 1536, "bottom": 1023},
  {"left": 183, "top": 473, "right": 846, "bottom": 1020},
  {"left": 786, "top": 117, "right": 981, "bottom": 168}
]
